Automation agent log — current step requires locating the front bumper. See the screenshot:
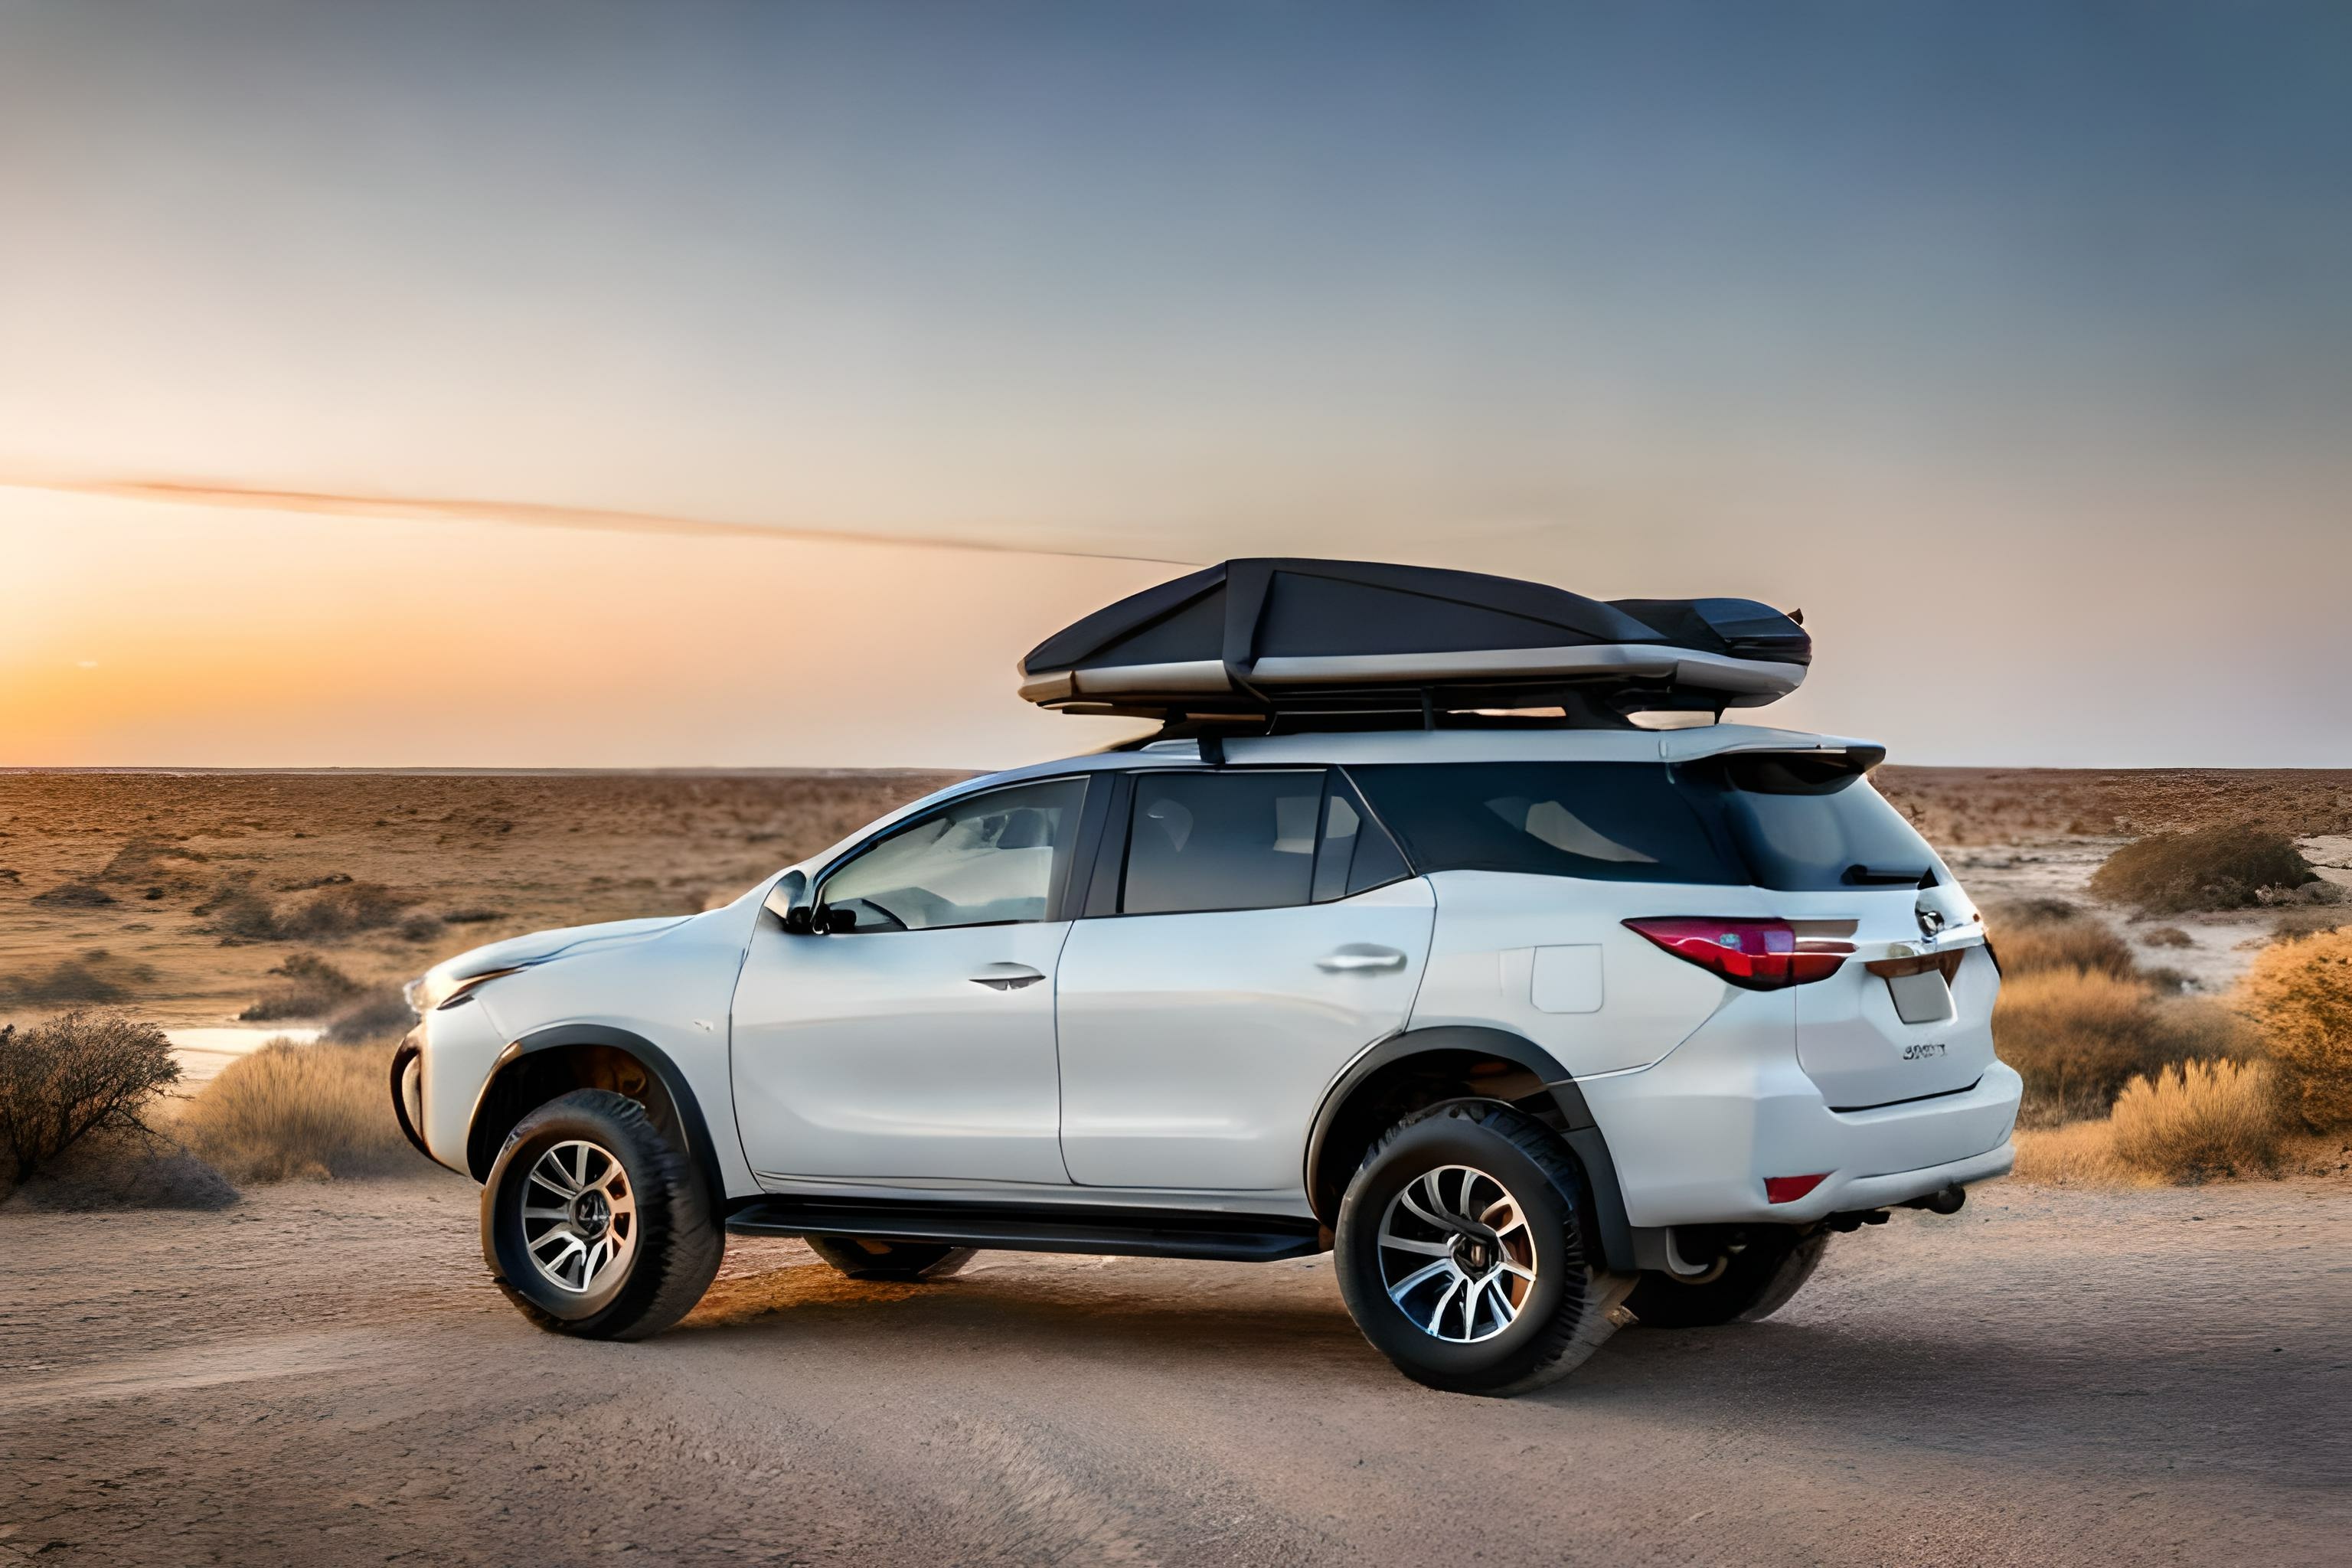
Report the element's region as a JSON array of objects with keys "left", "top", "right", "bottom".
[{"left": 1579, "top": 1018, "right": 2024, "bottom": 1228}]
